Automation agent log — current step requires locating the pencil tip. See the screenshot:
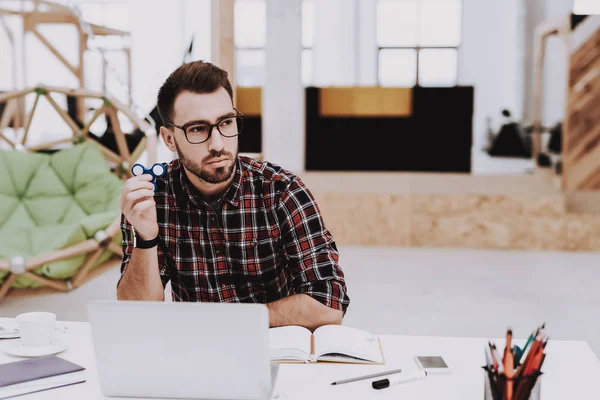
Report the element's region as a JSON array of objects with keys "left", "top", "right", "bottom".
[
  {"left": 331, "top": 383, "right": 336, "bottom": 386},
  {"left": 507, "top": 329, "right": 513, "bottom": 335}
]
